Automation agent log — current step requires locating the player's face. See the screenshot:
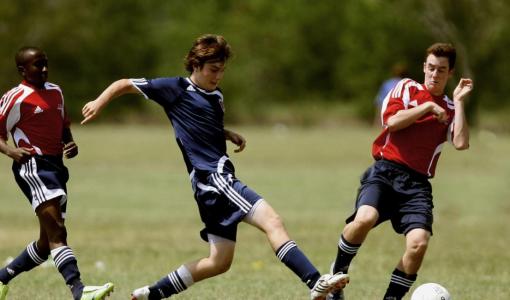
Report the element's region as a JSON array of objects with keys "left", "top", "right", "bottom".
[
  {"left": 20, "top": 50, "right": 48, "bottom": 89},
  {"left": 192, "top": 61, "right": 226, "bottom": 91},
  {"left": 423, "top": 54, "right": 453, "bottom": 96}
]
